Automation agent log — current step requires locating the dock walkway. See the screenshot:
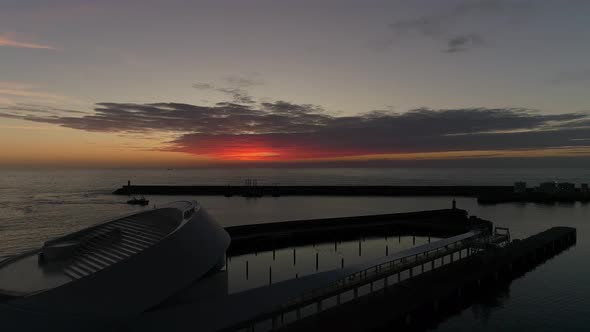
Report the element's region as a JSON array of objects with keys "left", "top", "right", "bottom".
[
  {"left": 126, "top": 231, "right": 482, "bottom": 332},
  {"left": 275, "top": 226, "right": 576, "bottom": 331}
]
